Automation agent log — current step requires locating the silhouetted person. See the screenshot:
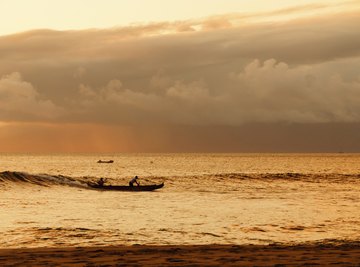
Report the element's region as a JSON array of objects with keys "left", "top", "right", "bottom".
[
  {"left": 97, "top": 178, "right": 106, "bottom": 186},
  {"left": 129, "top": 176, "right": 140, "bottom": 187}
]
